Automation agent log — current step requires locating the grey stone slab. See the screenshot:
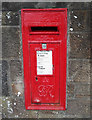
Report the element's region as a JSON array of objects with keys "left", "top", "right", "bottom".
[
  {"left": 64, "top": 97, "right": 90, "bottom": 118},
  {"left": 69, "top": 33, "right": 90, "bottom": 59},
  {"left": 90, "top": 10, "right": 92, "bottom": 32},
  {"left": 2, "top": 60, "right": 9, "bottom": 96},
  {"left": 0, "top": 11, "right": 2, "bottom": 26},
  {"left": 69, "top": 2, "right": 90, "bottom": 10},
  {"left": 70, "top": 10, "right": 90, "bottom": 32},
  {"left": 2, "top": 27, "right": 20, "bottom": 59},
  {"left": 75, "top": 83, "right": 90, "bottom": 97},
  {"left": 9, "top": 60, "right": 22, "bottom": 82},
  {"left": 34, "top": 2, "right": 56, "bottom": 8},
  {"left": 2, "top": 2, "right": 38, "bottom": 11},
  {"left": 2, "top": 2, "right": 90, "bottom": 11},
  {"left": 2, "top": 11, "right": 19, "bottom": 25},
  {"left": 68, "top": 60, "right": 90, "bottom": 83}
]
